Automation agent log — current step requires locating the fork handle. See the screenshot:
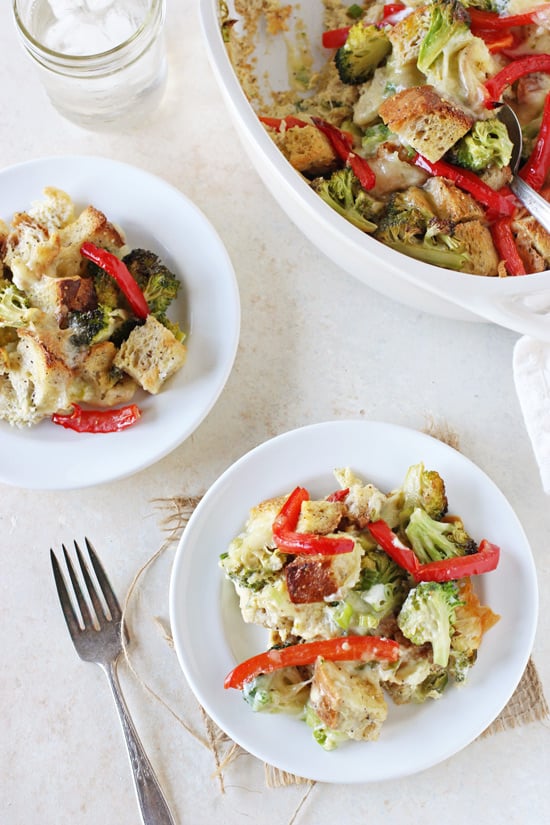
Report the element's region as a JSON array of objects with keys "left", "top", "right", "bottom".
[{"left": 104, "top": 661, "right": 177, "bottom": 825}]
